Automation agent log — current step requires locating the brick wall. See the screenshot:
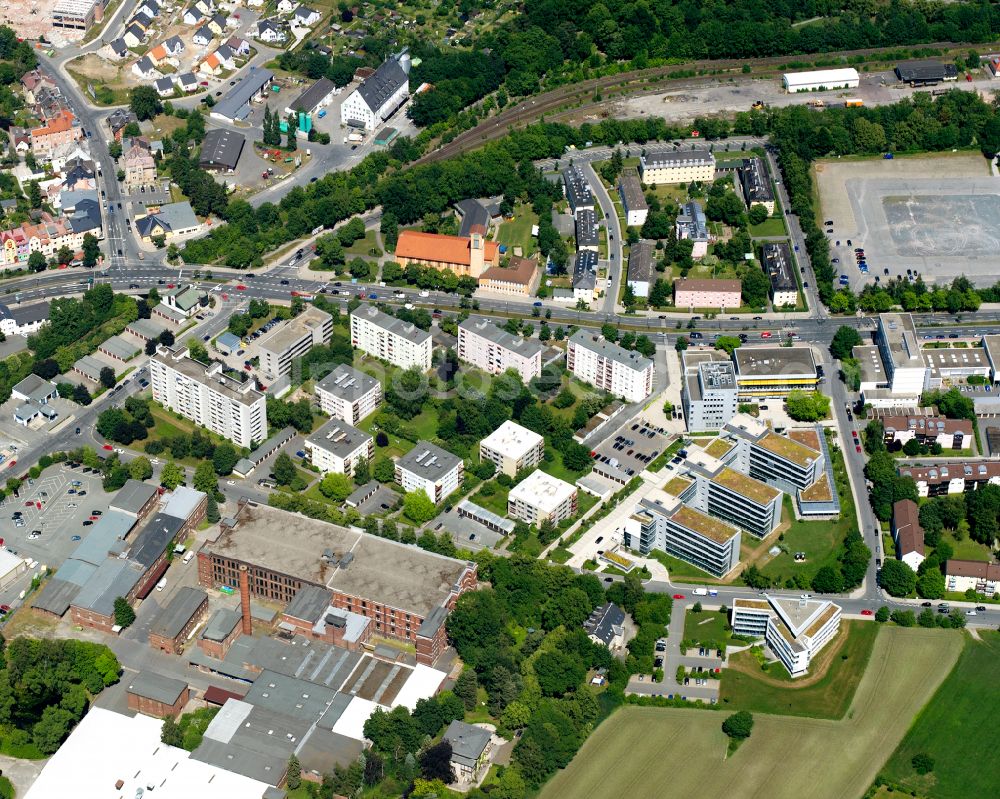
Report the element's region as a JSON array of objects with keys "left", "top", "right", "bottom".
[{"left": 127, "top": 687, "right": 189, "bottom": 719}]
